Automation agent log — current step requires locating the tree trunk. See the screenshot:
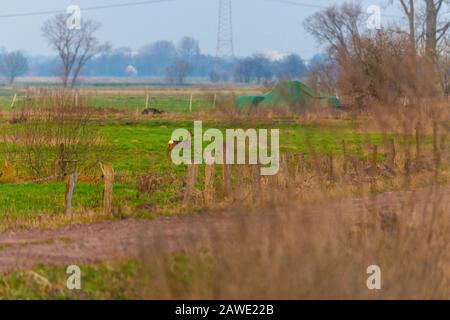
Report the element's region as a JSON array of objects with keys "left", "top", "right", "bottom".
[
  {"left": 71, "top": 65, "right": 83, "bottom": 88},
  {"left": 62, "top": 74, "right": 69, "bottom": 88},
  {"left": 407, "top": 0, "right": 415, "bottom": 50},
  {"left": 424, "top": 0, "right": 438, "bottom": 61},
  {"left": 399, "top": 1, "right": 416, "bottom": 50},
  {"left": 62, "top": 63, "right": 70, "bottom": 87}
]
